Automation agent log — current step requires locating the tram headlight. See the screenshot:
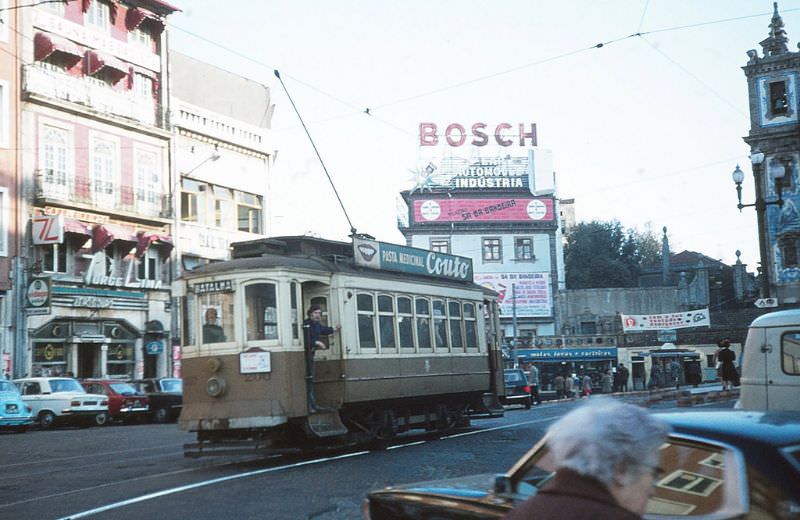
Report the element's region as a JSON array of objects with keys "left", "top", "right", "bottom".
[
  {"left": 206, "top": 377, "right": 227, "bottom": 398},
  {"left": 207, "top": 357, "right": 222, "bottom": 373}
]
